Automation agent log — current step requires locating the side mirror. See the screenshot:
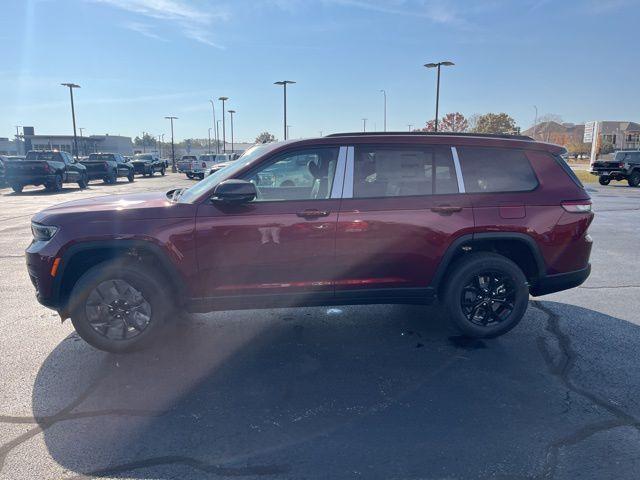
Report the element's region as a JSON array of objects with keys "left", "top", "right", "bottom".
[{"left": 211, "top": 179, "right": 257, "bottom": 203}]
